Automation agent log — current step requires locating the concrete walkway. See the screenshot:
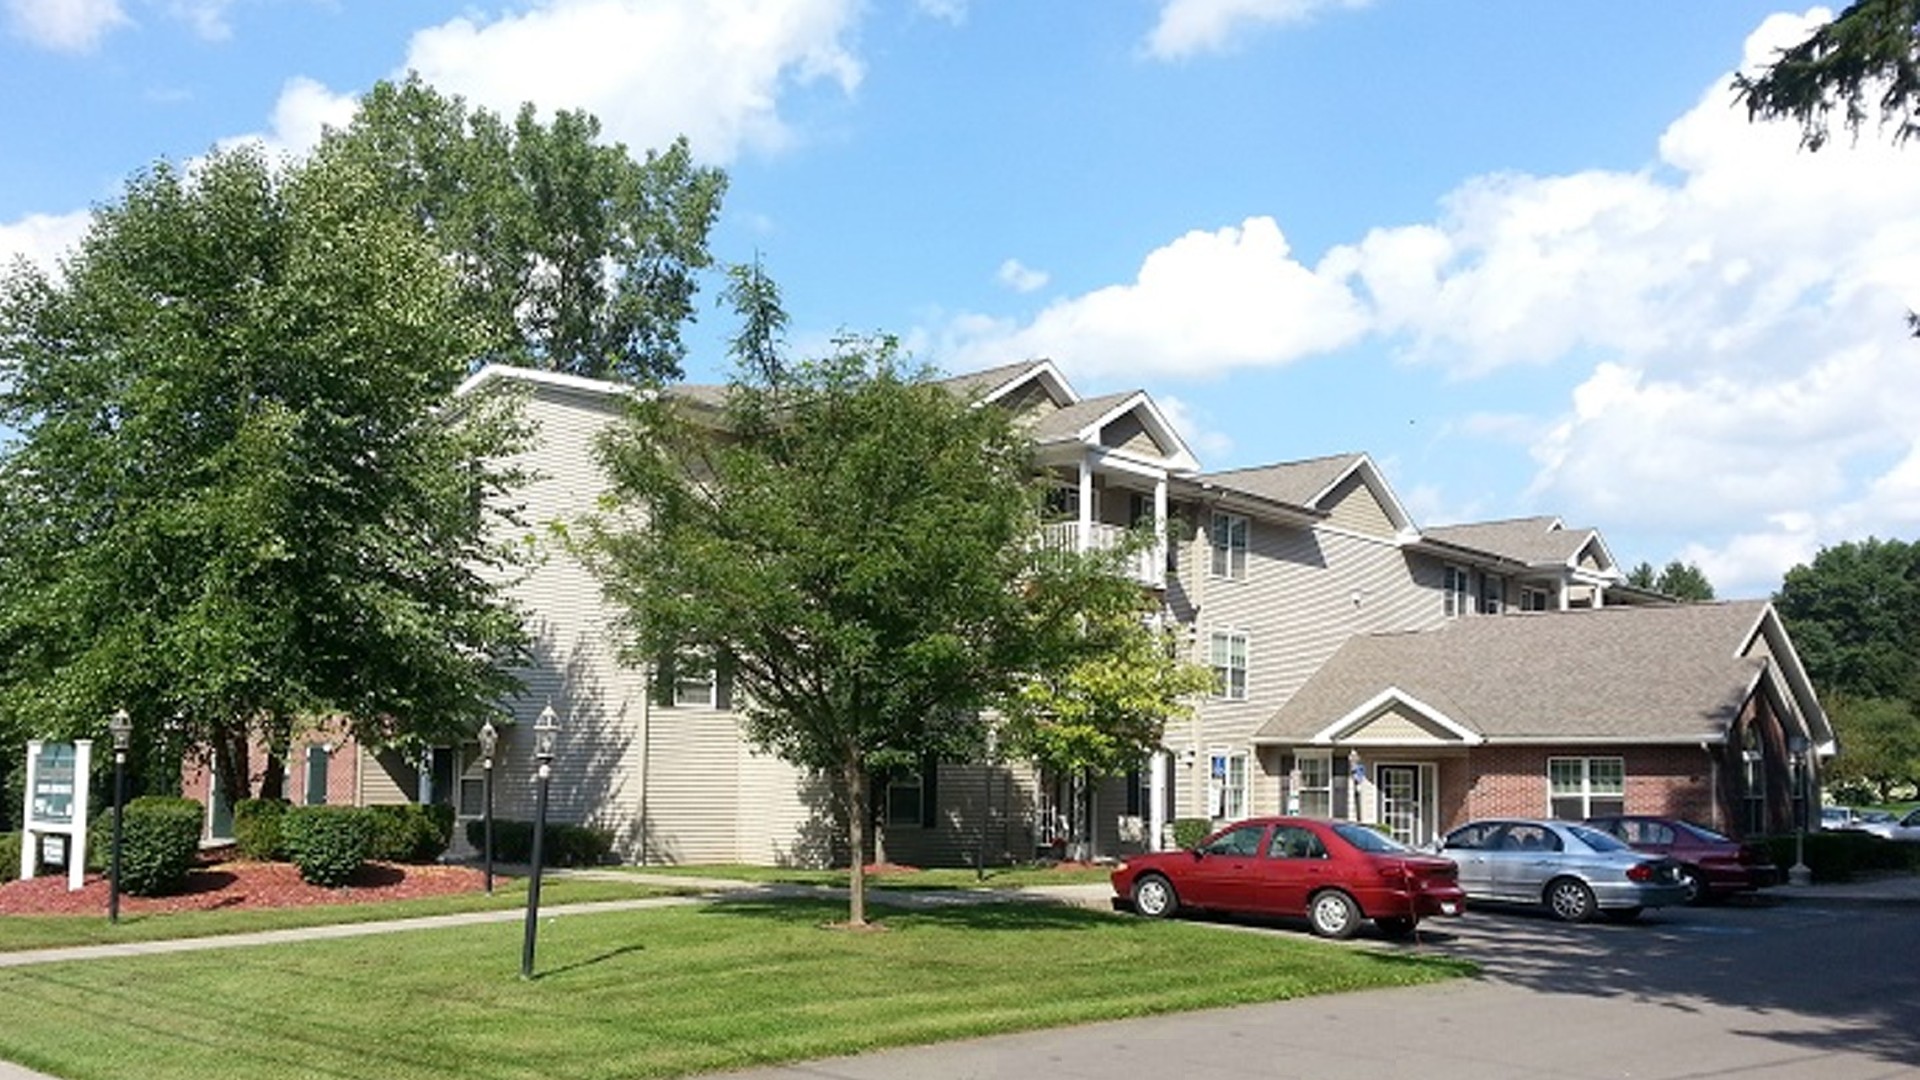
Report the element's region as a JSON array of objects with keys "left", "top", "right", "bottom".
[{"left": 0, "top": 869, "right": 1915, "bottom": 1080}]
